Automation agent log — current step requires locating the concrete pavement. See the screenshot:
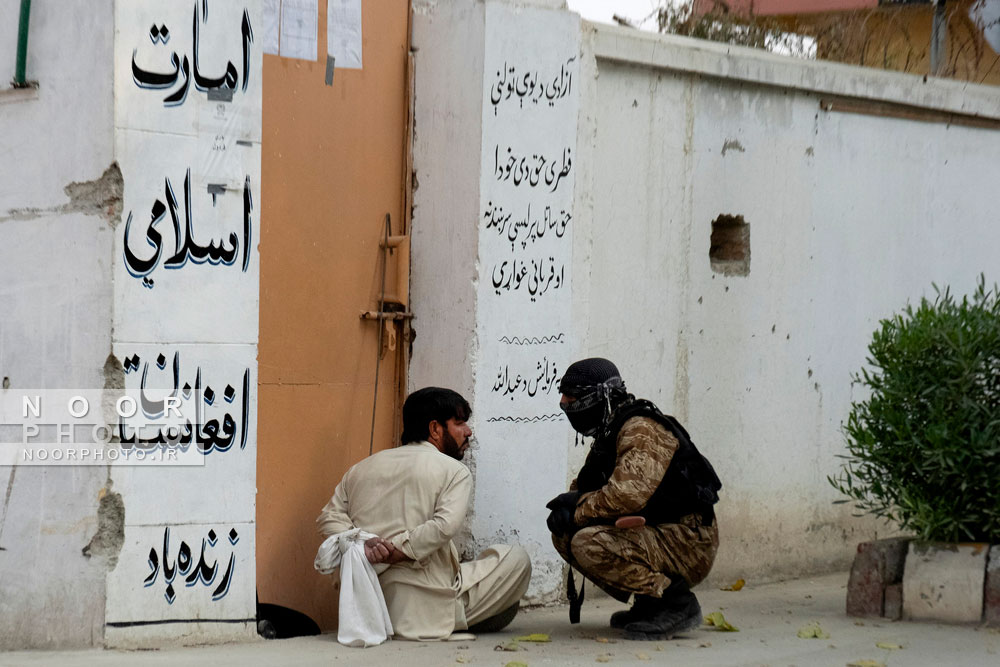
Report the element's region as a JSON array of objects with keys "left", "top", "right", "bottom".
[{"left": 3, "top": 573, "right": 998, "bottom": 666}]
